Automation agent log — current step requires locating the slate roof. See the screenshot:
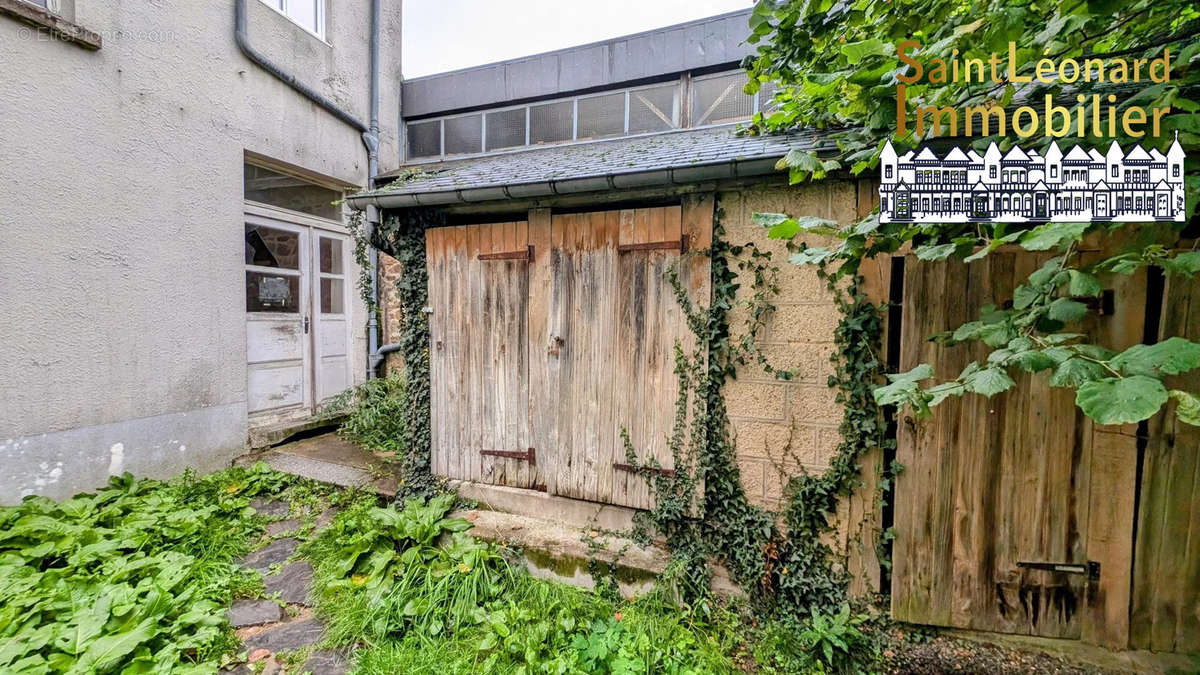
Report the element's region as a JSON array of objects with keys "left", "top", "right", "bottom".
[{"left": 369, "top": 125, "right": 831, "bottom": 198}]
